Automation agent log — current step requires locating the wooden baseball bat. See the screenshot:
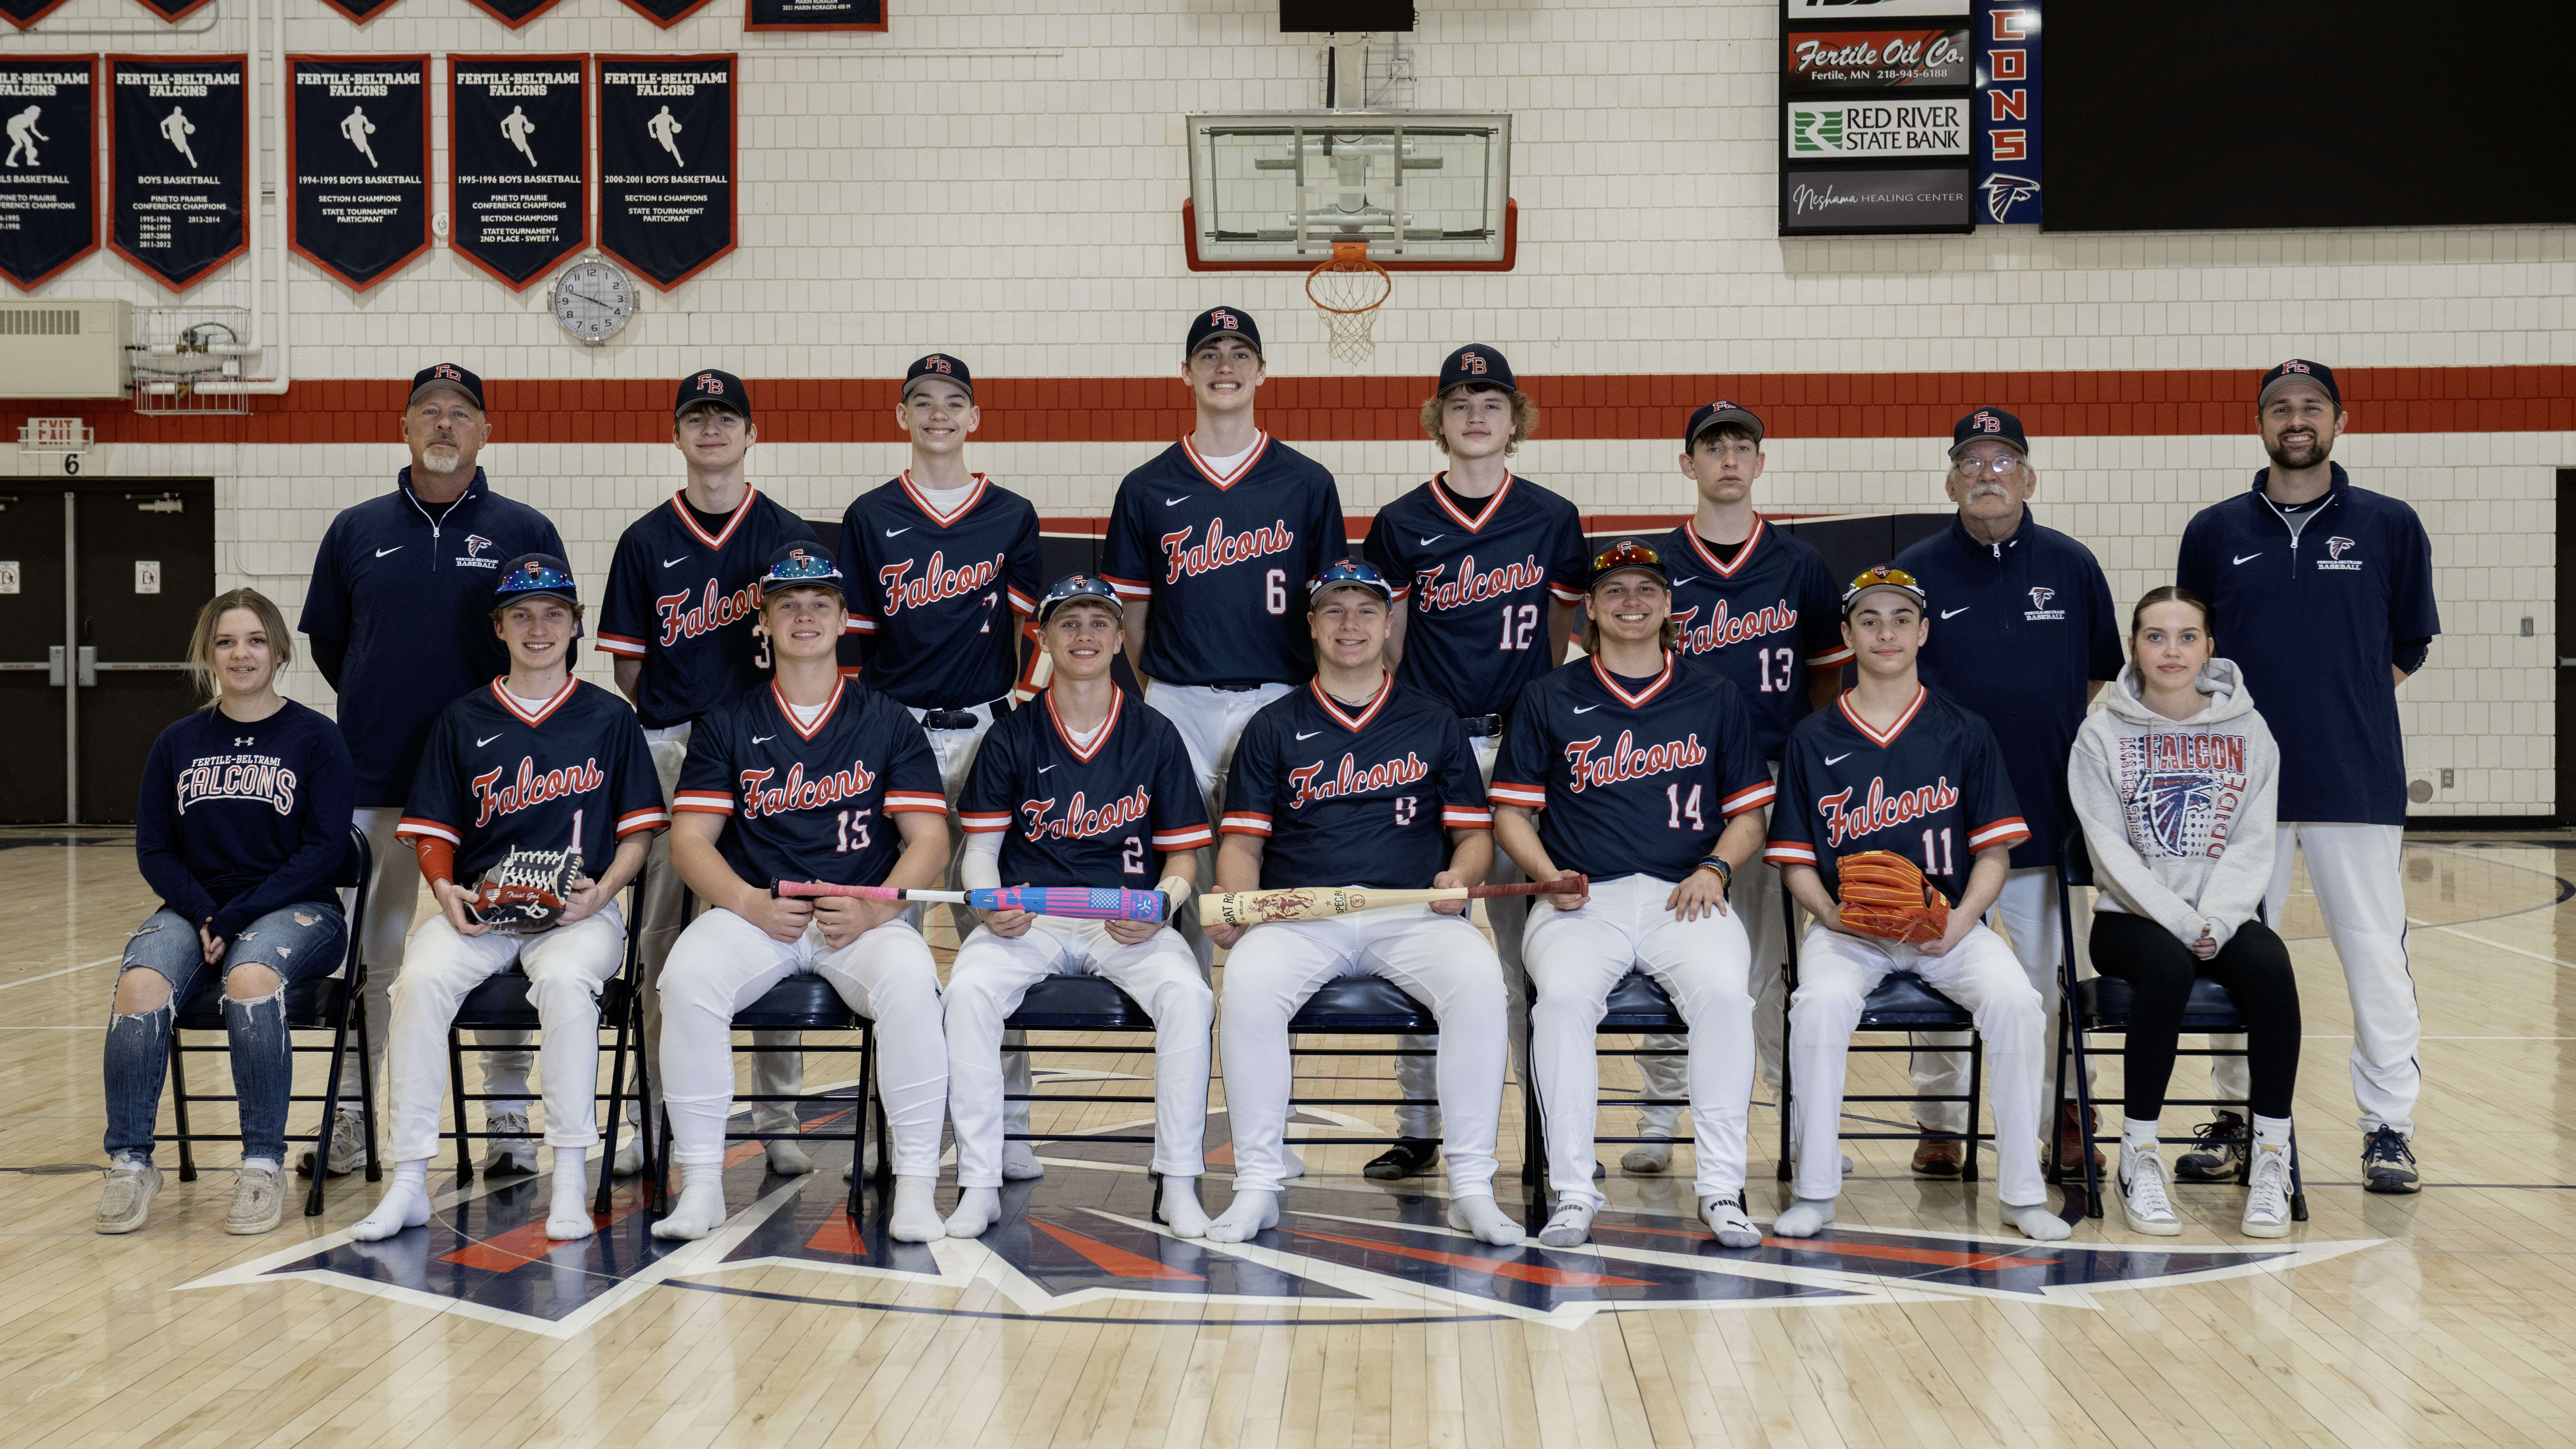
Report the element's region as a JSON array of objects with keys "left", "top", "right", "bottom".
[
  {"left": 776, "top": 881, "right": 1166, "bottom": 923},
  {"left": 1197, "top": 875, "right": 1588, "bottom": 928}
]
